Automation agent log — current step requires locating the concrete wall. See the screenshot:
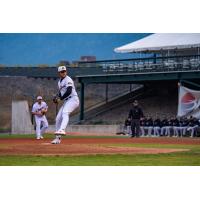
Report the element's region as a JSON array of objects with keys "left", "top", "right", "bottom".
[
  {"left": 11, "top": 99, "right": 122, "bottom": 135},
  {"left": 47, "top": 125, "right": 122, "bottom": 135},
  {"left": 12, "top": 101, "right": 34, "bottom": 134}
]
